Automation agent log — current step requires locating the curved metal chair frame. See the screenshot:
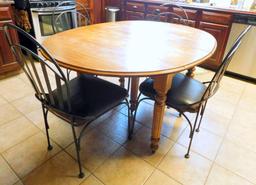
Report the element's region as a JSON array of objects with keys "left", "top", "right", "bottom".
[
  {"left": 51, "top": 1, "right": 91, "bottom": 80},
  {"left": 52, "top": 1, "right": 91, "bottom": 34},
  {"left": 4, "top": 23, "right": 131, "bottom": 178},
  {"left": 130, "top": 25, "right": 252, "bottom": 157}
]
